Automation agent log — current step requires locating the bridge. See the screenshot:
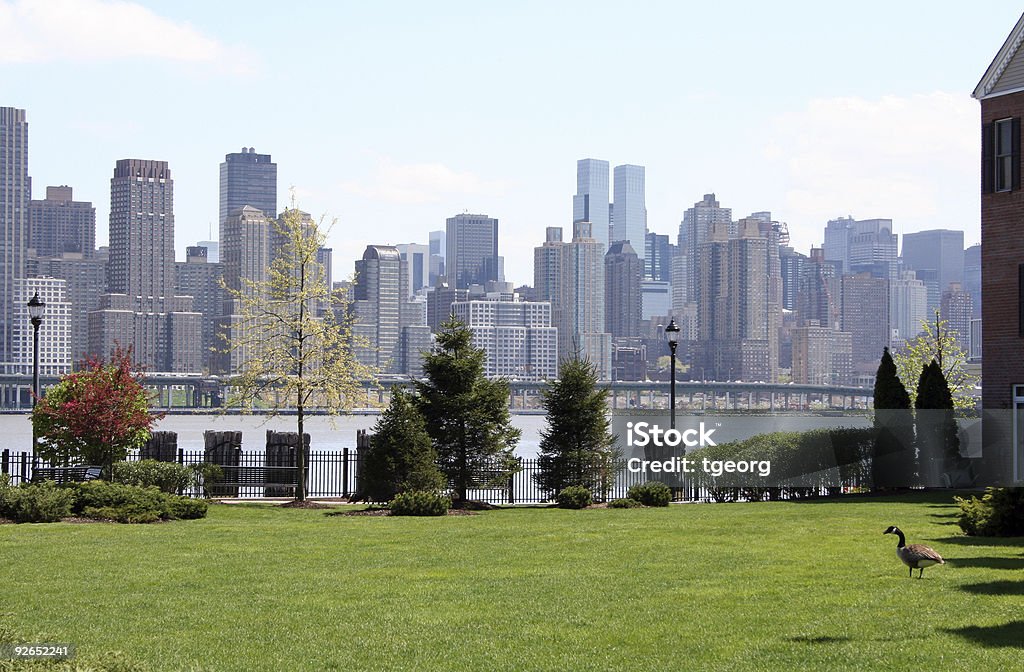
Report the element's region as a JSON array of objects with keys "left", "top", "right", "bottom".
[{"left": 0, "top": 372, "right": 874, "bottom": 413}]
